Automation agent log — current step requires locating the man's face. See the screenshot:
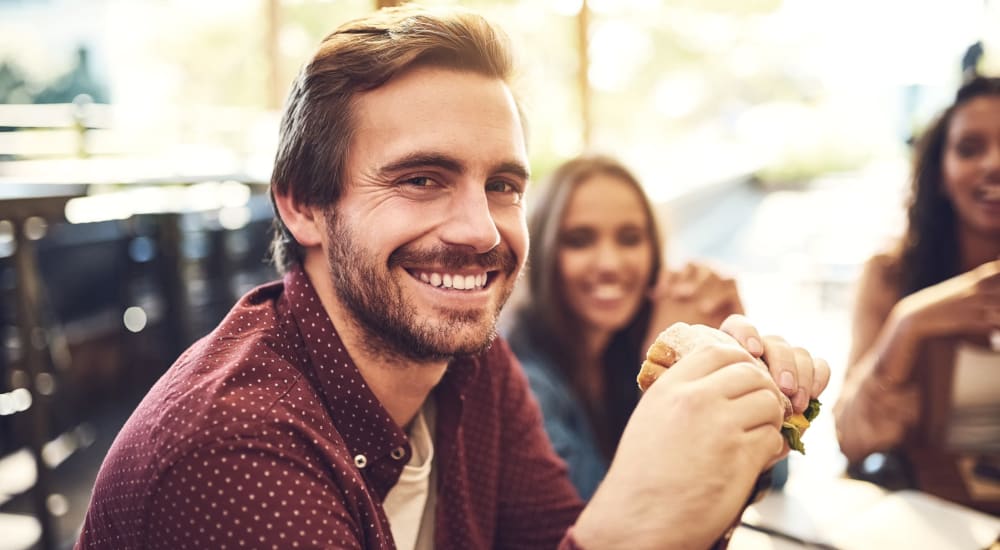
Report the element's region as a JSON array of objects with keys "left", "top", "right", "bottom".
[{"left": 324, "top": 66, "right": 530, "bottom": 362}]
